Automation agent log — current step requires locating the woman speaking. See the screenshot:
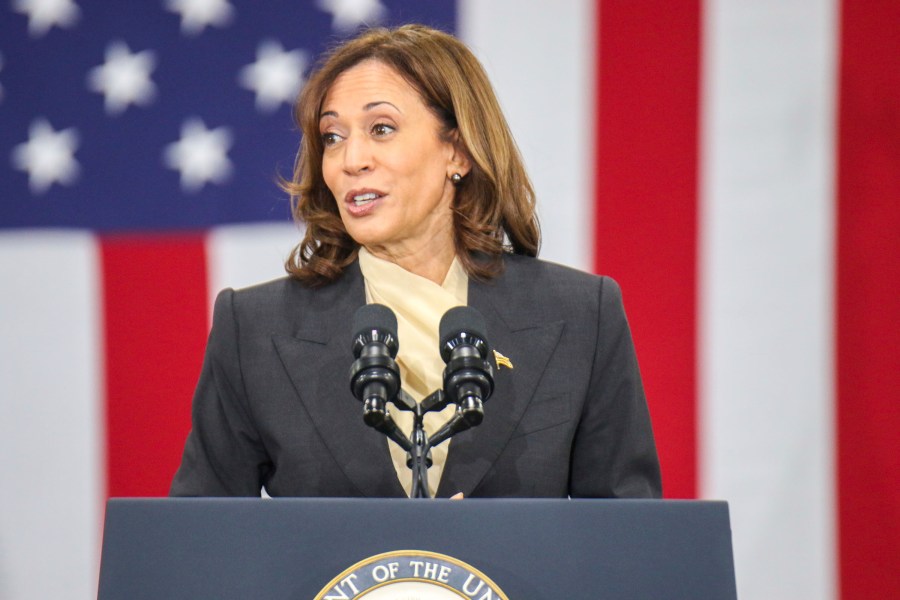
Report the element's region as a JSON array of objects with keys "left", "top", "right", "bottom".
[{"left": 170, "top": 25, "right": 661, "bottom": 499}]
